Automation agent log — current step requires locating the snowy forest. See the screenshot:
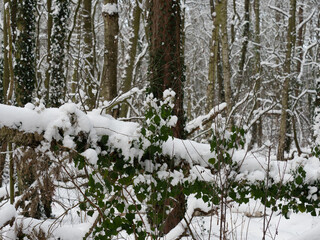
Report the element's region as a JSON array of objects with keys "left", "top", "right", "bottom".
[{"left": 0, "top": 0, "right": 319, "bottom": 239}]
